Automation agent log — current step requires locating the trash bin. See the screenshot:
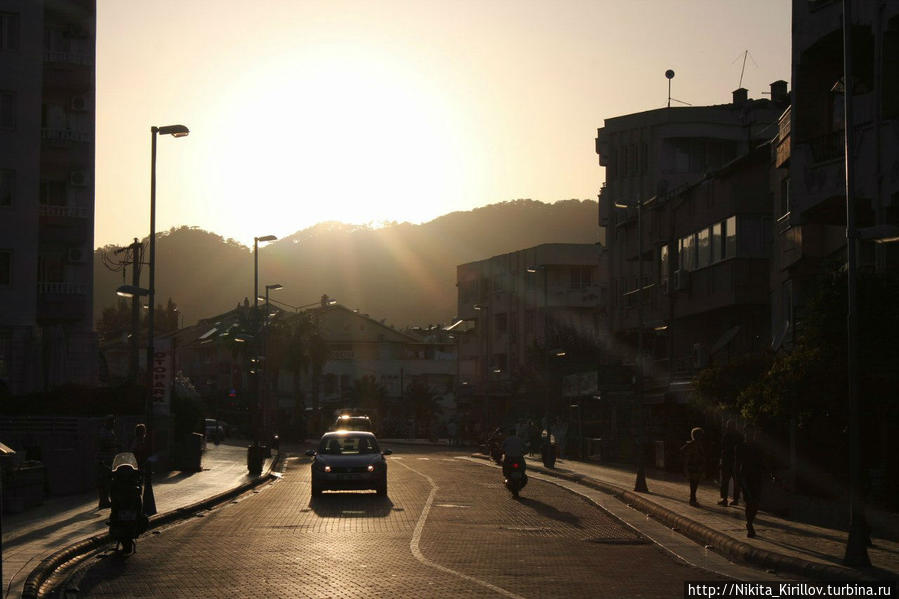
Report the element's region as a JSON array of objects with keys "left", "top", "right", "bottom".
[
  {"left": 247, "top": 444, "right": 264, "bottom": 475},
  {"left": 183, "top": 433, "right": 204, "bottom": 472}
]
